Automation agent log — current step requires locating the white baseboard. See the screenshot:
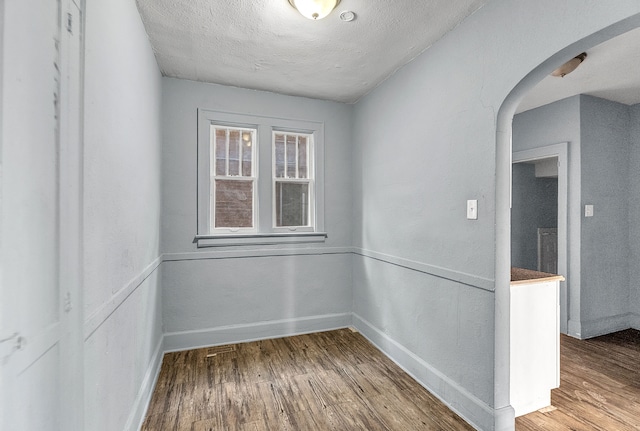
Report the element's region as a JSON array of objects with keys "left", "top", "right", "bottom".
[
  {"left": 126, "top": 336, "right": 165, "bottom": 431},
  {"left": 567, "top": 319, "right": 582, "bottom": 339},
  {"left": 579, "top": 313, "right": 632, "bottom": 339},
  {"left": 163, "top": 312, "right": 353, "bottom": 352},
  {"left": 628, "top": 313, "right": 640, "bottom": 331},
  {"left": 493, "top": 405, "right": 517, "bottom": 431},
  {"left": 352, "top": 313, "right": 500, "bottom": 431}
]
